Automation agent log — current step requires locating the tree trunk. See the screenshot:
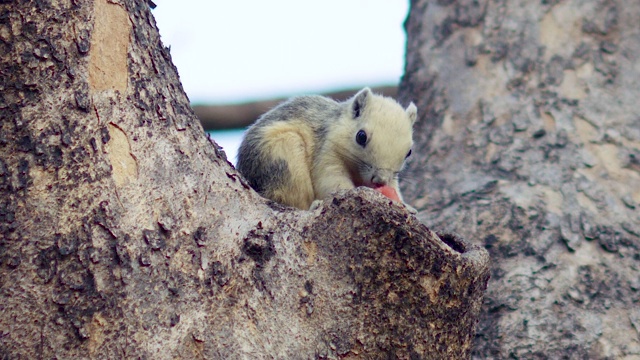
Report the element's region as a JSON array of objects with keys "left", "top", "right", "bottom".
[
  {"left": 0, "top": 1, "right": 489, "bottom": 358},
  {"left": 400, "top": 0, "right": 640, "bottom": 358}
]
